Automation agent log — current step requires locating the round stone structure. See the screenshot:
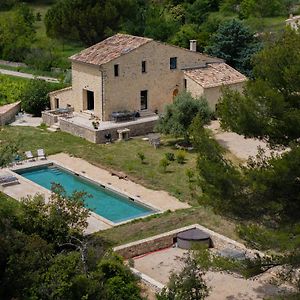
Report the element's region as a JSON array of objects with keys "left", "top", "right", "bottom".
[{"left": 177, "top": 228, "right": 211, "bottom": 249}]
